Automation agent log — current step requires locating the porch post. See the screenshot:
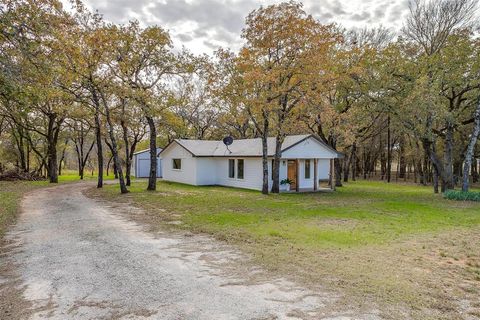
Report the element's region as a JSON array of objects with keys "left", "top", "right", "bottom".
[
  {"left": 296, "top": 159, "right": 300, "bottom": 192},
  {"left": 314, "top": 159, "right": 318, "bottom": 191}
]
